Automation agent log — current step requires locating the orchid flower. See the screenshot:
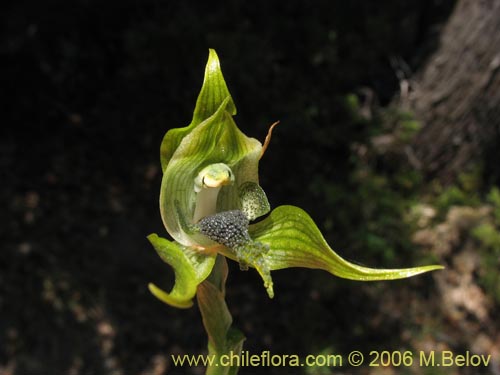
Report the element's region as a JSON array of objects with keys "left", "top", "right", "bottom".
[{"left": 147, "top": 49, "right": 443, "bottom": 310}]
